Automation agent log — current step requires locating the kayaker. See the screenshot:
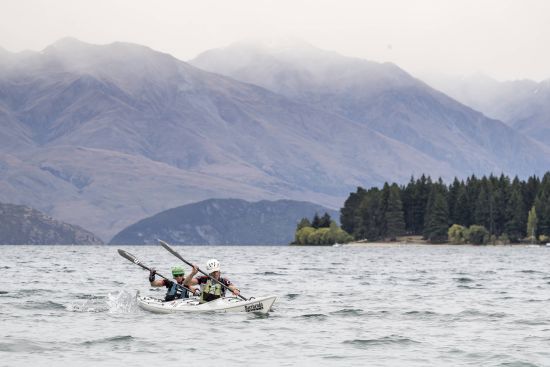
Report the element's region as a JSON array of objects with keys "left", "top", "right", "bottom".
[
  {"left": 184, "top": 259, "right": 240, "bottom": 303},
  {"left": 149, "top": 266, "right": 200, "bottom": 301}
]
